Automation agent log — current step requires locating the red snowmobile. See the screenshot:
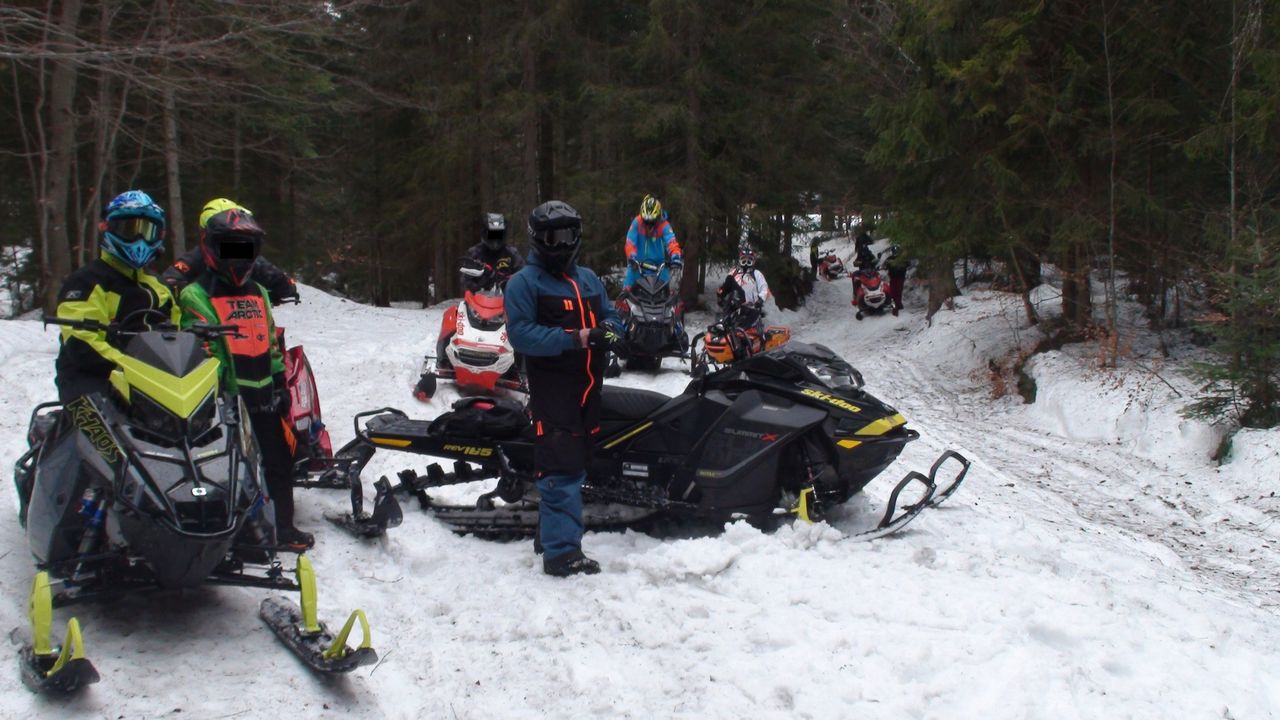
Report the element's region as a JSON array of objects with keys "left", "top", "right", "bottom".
[{"left": 851, "top": 266, "right": 891, "bottom": 320}]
